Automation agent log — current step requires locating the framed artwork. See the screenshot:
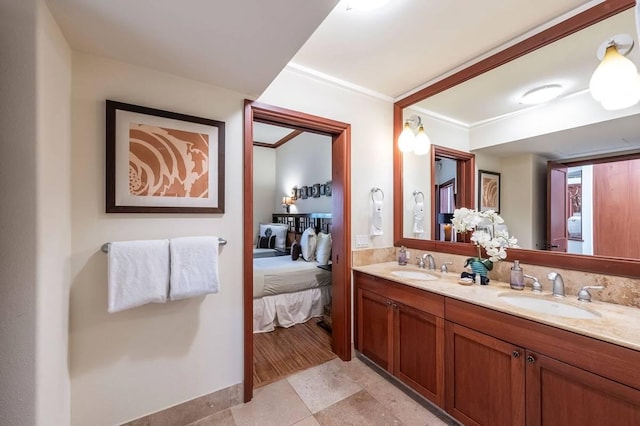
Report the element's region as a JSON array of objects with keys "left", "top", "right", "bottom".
[
  {"left": 300, "top": 186, "right": 308, "bottom": 199},
  {"left": 319, "top": 184, "right": 326, "bottom": 196},
  {"left": 312, "top": 183, "right": 321, "bottom": 198},
  {"left": 478, "top": 170, "right": 500, "bottom": 213},
  {"left": 325, "top": 181, "right": 332, "bottom": 196},
  {"left": 106, "top": 100, "right": 225, "bottom": 213}
]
